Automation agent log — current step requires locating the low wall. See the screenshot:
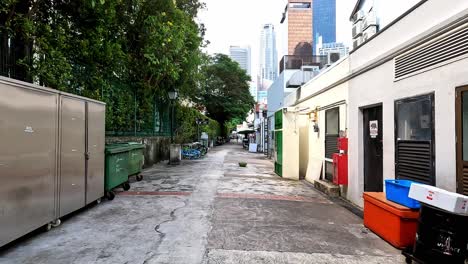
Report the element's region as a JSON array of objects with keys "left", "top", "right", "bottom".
[{"left": 106, "top": 136, "right": 171, "bottom": 168}]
